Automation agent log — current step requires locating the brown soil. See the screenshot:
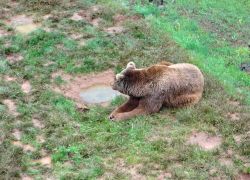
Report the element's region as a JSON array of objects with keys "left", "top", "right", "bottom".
[
  {"left": 21, "top": 174, "right": 33, "bottom": 180},
  {"left": 3, "top": 99, "right": 19, "bottom": 116},
  {"left": 7, "top": 15, "right": 33, "bottom": 26},
  {"left": 69, "top": 33, "right": 82, "bottom": 40},
  {"left": 32, "top": 118, "right": 45, "bottom": 129},
  {"left": 104, "top": 26, "right": 126, "bottom": 35},
  {"left": 113, "top": 14, "right": 141, "bottom": 26},
  {"left": 21, "top": 81, "right": 31, "bottom": 94},
  {"left": 228, "top": 100, "right": 241, "bottom": 106},
  {"left": 12, "top": 128, "right": 22, "bottom": 140},
  {"left": 70, "top": 13, "right": 84, "bottom": 21},
  {"left": 227, "top": 112, "right": 240, "bottom": 121},
  {"left": 233, "top": 135, "right": 242, "bottom": 145},
  {"left": 156, "top": 172, "right": 172, "bottom": 180},
  {"left": 147, "top": 126, "right": 171, "bottom": 142},
  {"left": 0, "top": 28, "right": 10, "bottom": 37},
  {"left": 237, "top": 173, "right": 250, "bottom": 180},
  {"left": 36, "top": 135, "right": 45, "bottom": 143},
  {"left": 51, "top": 70, "right": 115, "bottom": 109},
  {"left": 6, "top": 53, "right": 23, "bottom": 63},
  {"left": 187, "top": 131, "right": 222, "bottom": 151},
  {"left": 70, "top": 5, "right": 102, "bottom": 27},
  {"left": 4, "top": 75, "right": 16, "bottom": 82},
  {"left": 90, "top": 18, "right": 102, "bottom": 27},
  {"left": 5, "top": 15, "right": 39, "bottom": 34},
  {"left": 12, "top": 141, "right": 35, "bottom": 152},
  {"left": 43, "top": 14, "right": 52, "bottom": 20},
  {"left": 100, "top": 158, "right": 146, "bottom": 180},
  {"left": 43, "top": 61, "right": 56, "bottom": 67},
  {"left": 219, "top": 158, "right": 233, "bottom": 167},
  {"left": 33, "top": 156, "right": 52, "bottom": 168}
]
